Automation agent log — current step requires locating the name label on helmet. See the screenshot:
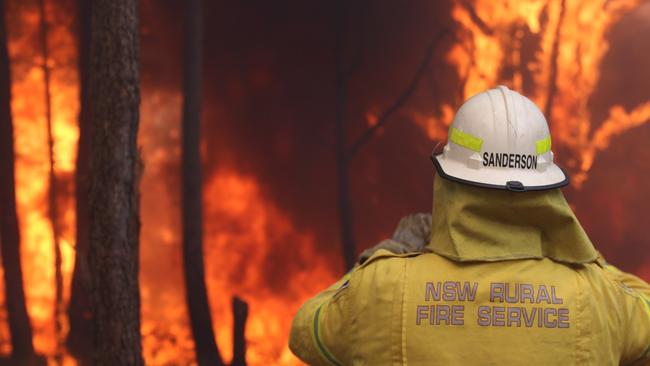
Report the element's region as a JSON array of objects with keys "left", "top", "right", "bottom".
[{"left": 482, "top": 152, "right": 537, "bottom": 170}]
